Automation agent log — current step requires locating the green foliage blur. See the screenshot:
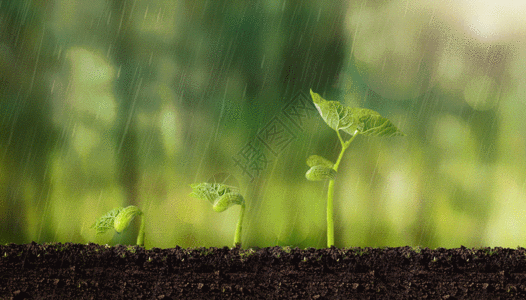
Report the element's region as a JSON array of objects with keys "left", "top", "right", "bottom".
[{"left": 1, "top": 0, "right": 525, "bottom": 249}]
